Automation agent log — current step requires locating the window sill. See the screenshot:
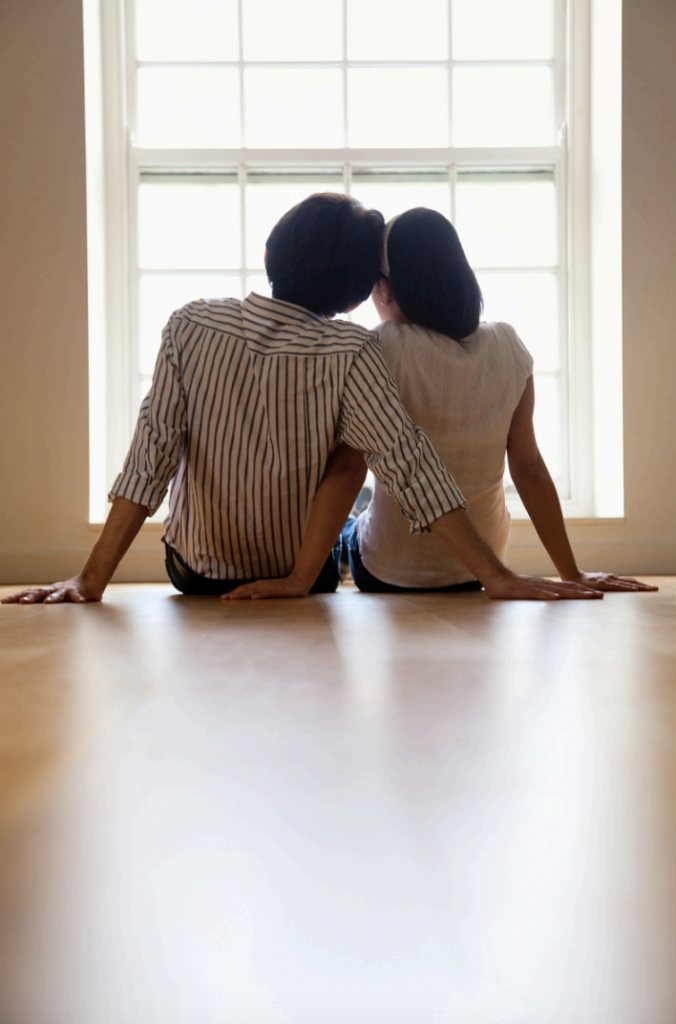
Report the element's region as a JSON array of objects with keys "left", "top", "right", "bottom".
[{"left": 88, "top": 516, "right": 627, "bottom": 531}]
